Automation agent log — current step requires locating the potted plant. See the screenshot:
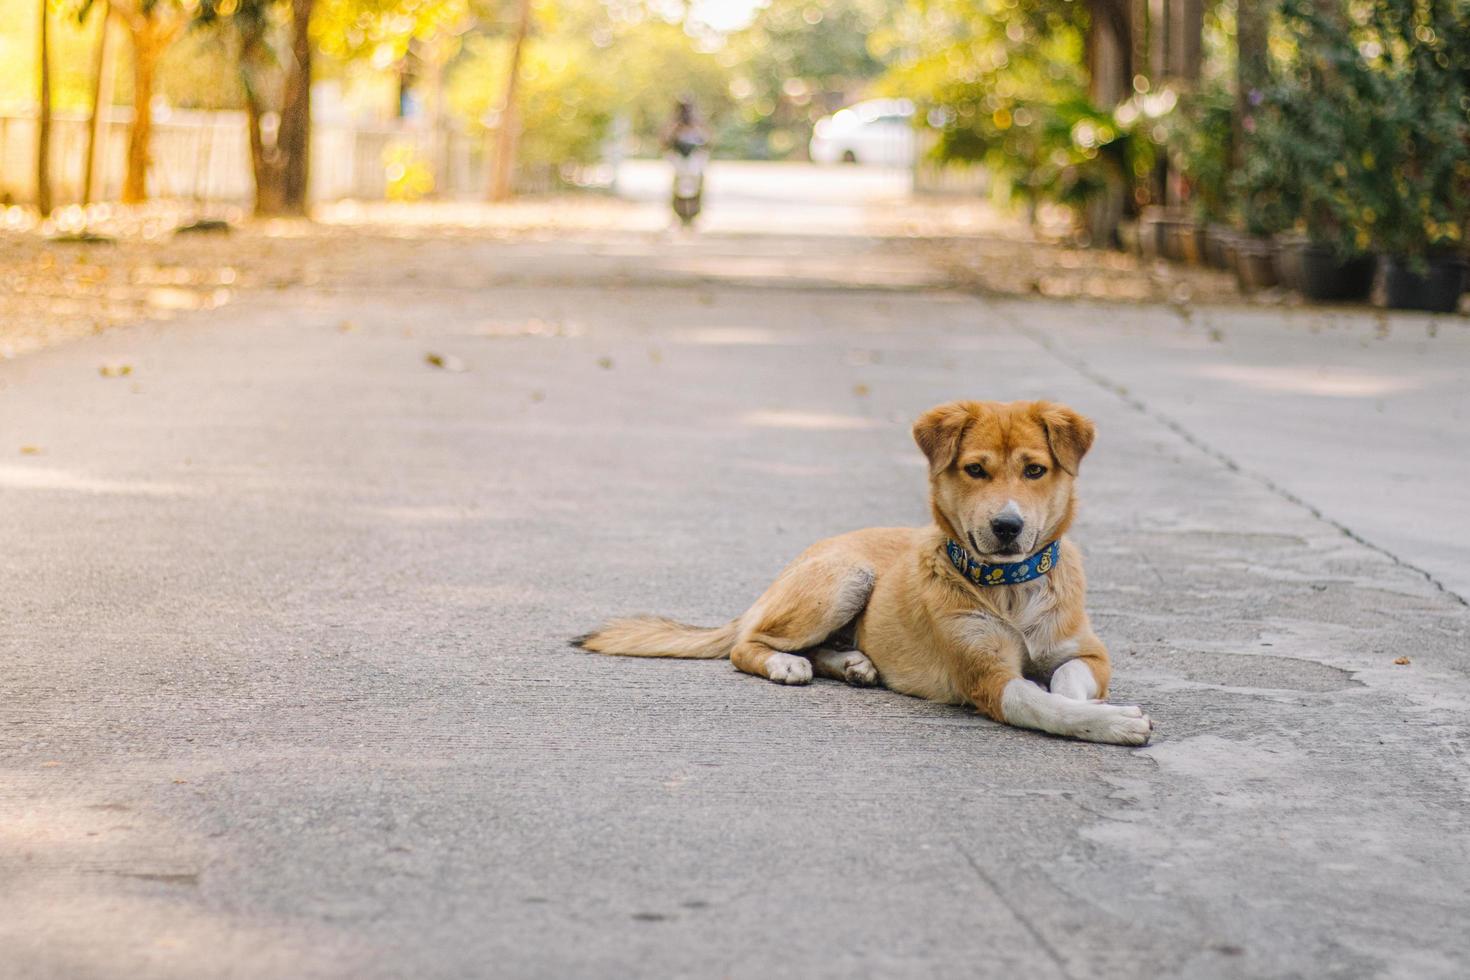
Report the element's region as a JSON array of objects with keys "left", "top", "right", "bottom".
[
  {"left": 1254, "top": 10, "right": 1379, "bottom": 303},
  {"left": 1228, "top": 122, "right": 1296, "bottom": 292},
  {"left": 1171, "top": 84, "right": 1235, "bottom": 268},
  {"left": 1306, "top": 0, "right": 1470, "bottom": 311}
]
